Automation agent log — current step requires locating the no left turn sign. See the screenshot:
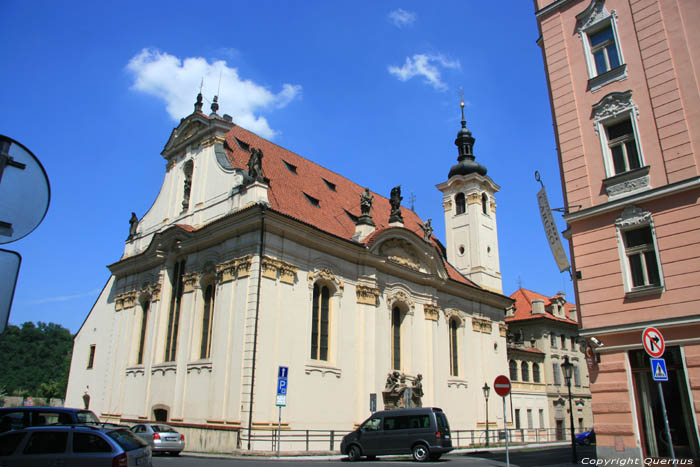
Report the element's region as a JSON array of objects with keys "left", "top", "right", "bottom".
[{"left": 642, "top": 327, "right": 665, "bottom": 358}]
